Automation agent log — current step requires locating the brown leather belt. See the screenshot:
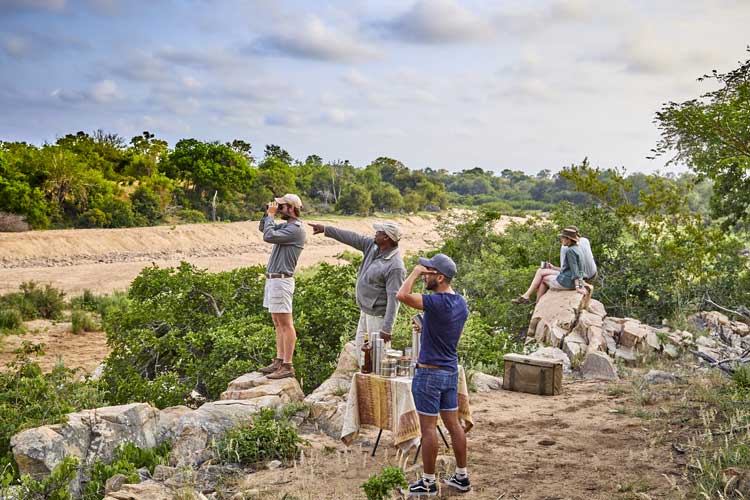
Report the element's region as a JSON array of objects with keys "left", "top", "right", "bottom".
[
  {"left": 266, "top": 273, "right": 293, "bottom": 279},
  {"left": 417, "top": 363, "right": 442, "bottom": 369}
]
